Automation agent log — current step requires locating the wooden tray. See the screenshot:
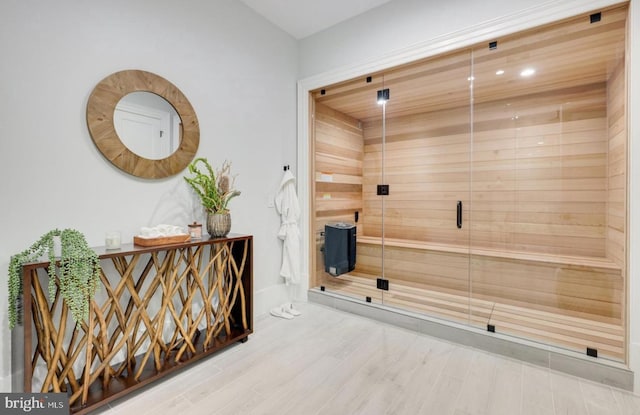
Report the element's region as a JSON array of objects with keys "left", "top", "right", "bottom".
[{"left": 133, "top": 234, "right": 191, "bottom": 247}]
